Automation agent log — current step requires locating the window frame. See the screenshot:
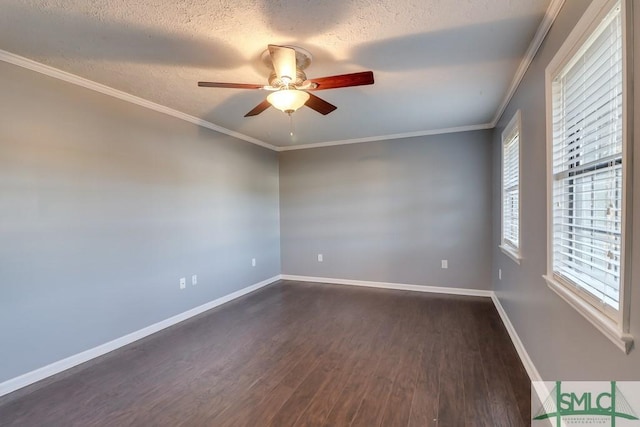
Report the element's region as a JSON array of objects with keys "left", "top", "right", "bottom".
[
  {"left": 500, "top": 110, "right": 522, "bottom": 264},
  {"left": 543, "top": 0, "right": 633, "bottom": 353}
]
